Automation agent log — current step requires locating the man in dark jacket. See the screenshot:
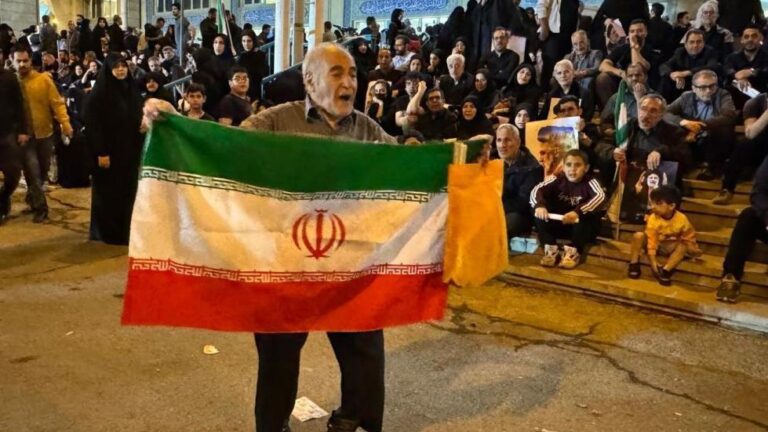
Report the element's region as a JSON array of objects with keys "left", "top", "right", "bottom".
[
  {"left": 39, "top": 15, "right": 58, "bottom": 55},
  {"left": 414, "top": 87, "right": 458, "bottom": 141},
  {"left": 495, "top": 123, "right": 543, "bottom": 239},
  {"left": 438, "top": 53, "right": 473, "bottom": 106},
  {"left": 598, "top": 94, "right": 689, "bottom": 185},
  {"left": 665, "top": 70, "right": 737, "bottom": 180},
  {"left": 0, "top": 59, "right": 30, "bottom": 224},
  {"left": 724, "top": 25, "right": 768, "bottom": 109},
  {"left": 717, "top": 155, "right": 768, "bottom": 303},
  {"left": 658, "top": 29, "right": 721, "bottom": 101},
  {"left": 478, "top": 28, "right": 520, "bottom": 90},
  {"left": 200, "top": 8, "right": 219, "bottom": 50}
]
